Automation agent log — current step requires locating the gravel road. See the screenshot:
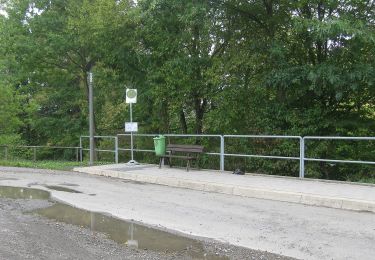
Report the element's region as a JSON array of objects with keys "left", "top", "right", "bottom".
[{"left": 0, "top": 196, "right": 293, "bottom": 259}]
